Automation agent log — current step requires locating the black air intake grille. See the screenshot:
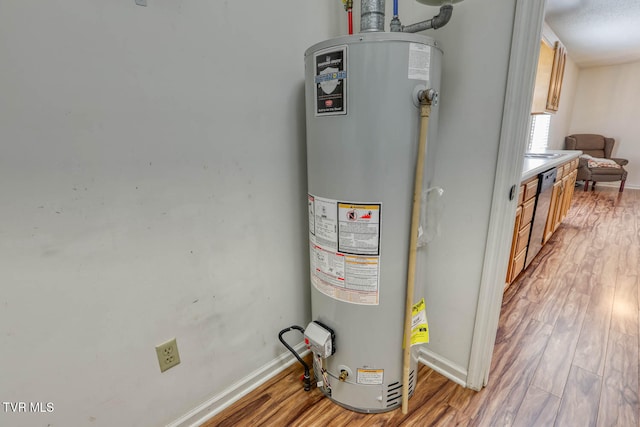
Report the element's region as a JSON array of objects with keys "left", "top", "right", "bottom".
[{"left": 385, "top": 370, "right": 415, "bottom": 407}]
